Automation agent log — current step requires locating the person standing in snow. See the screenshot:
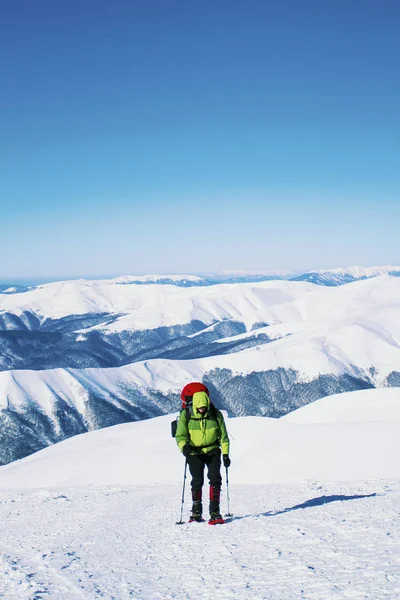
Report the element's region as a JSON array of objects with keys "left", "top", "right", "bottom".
[{"left": 175, "top": 386, "right": 230, "bottom": 523}]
